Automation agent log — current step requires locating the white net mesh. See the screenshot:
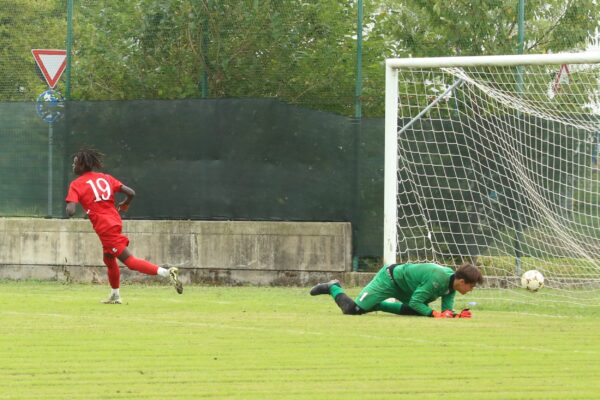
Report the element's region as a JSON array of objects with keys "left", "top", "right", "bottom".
[{"left": 394, "top": 61, "right": 600, "bottom": 306}]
